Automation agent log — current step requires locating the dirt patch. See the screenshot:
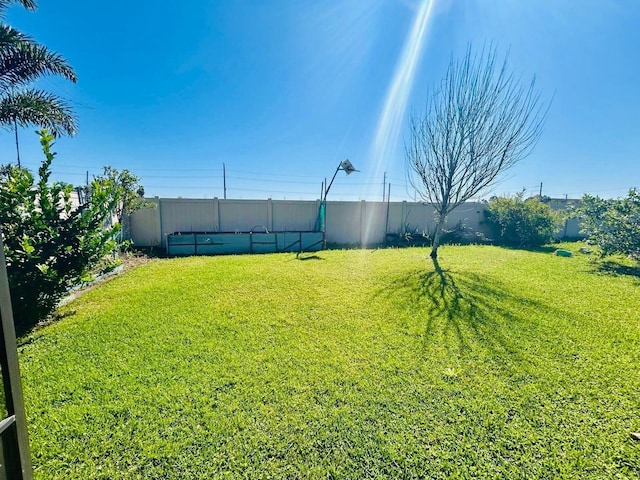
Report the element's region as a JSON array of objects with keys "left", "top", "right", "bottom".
[
  {"left": 120, "top": 251, "right": 155, "bottom": 271},
  {"left": 58, "top": 252, "right": 154, "bottom": 306}
]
